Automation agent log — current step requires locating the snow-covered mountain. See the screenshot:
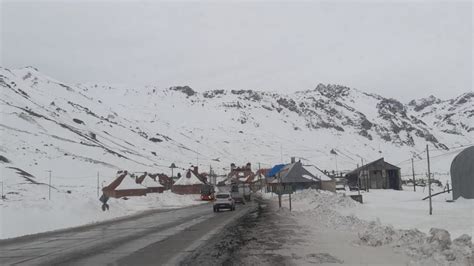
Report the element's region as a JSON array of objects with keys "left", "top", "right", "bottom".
[{"left": 1, "top": 67, "right": 472, "bottom": 193}]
